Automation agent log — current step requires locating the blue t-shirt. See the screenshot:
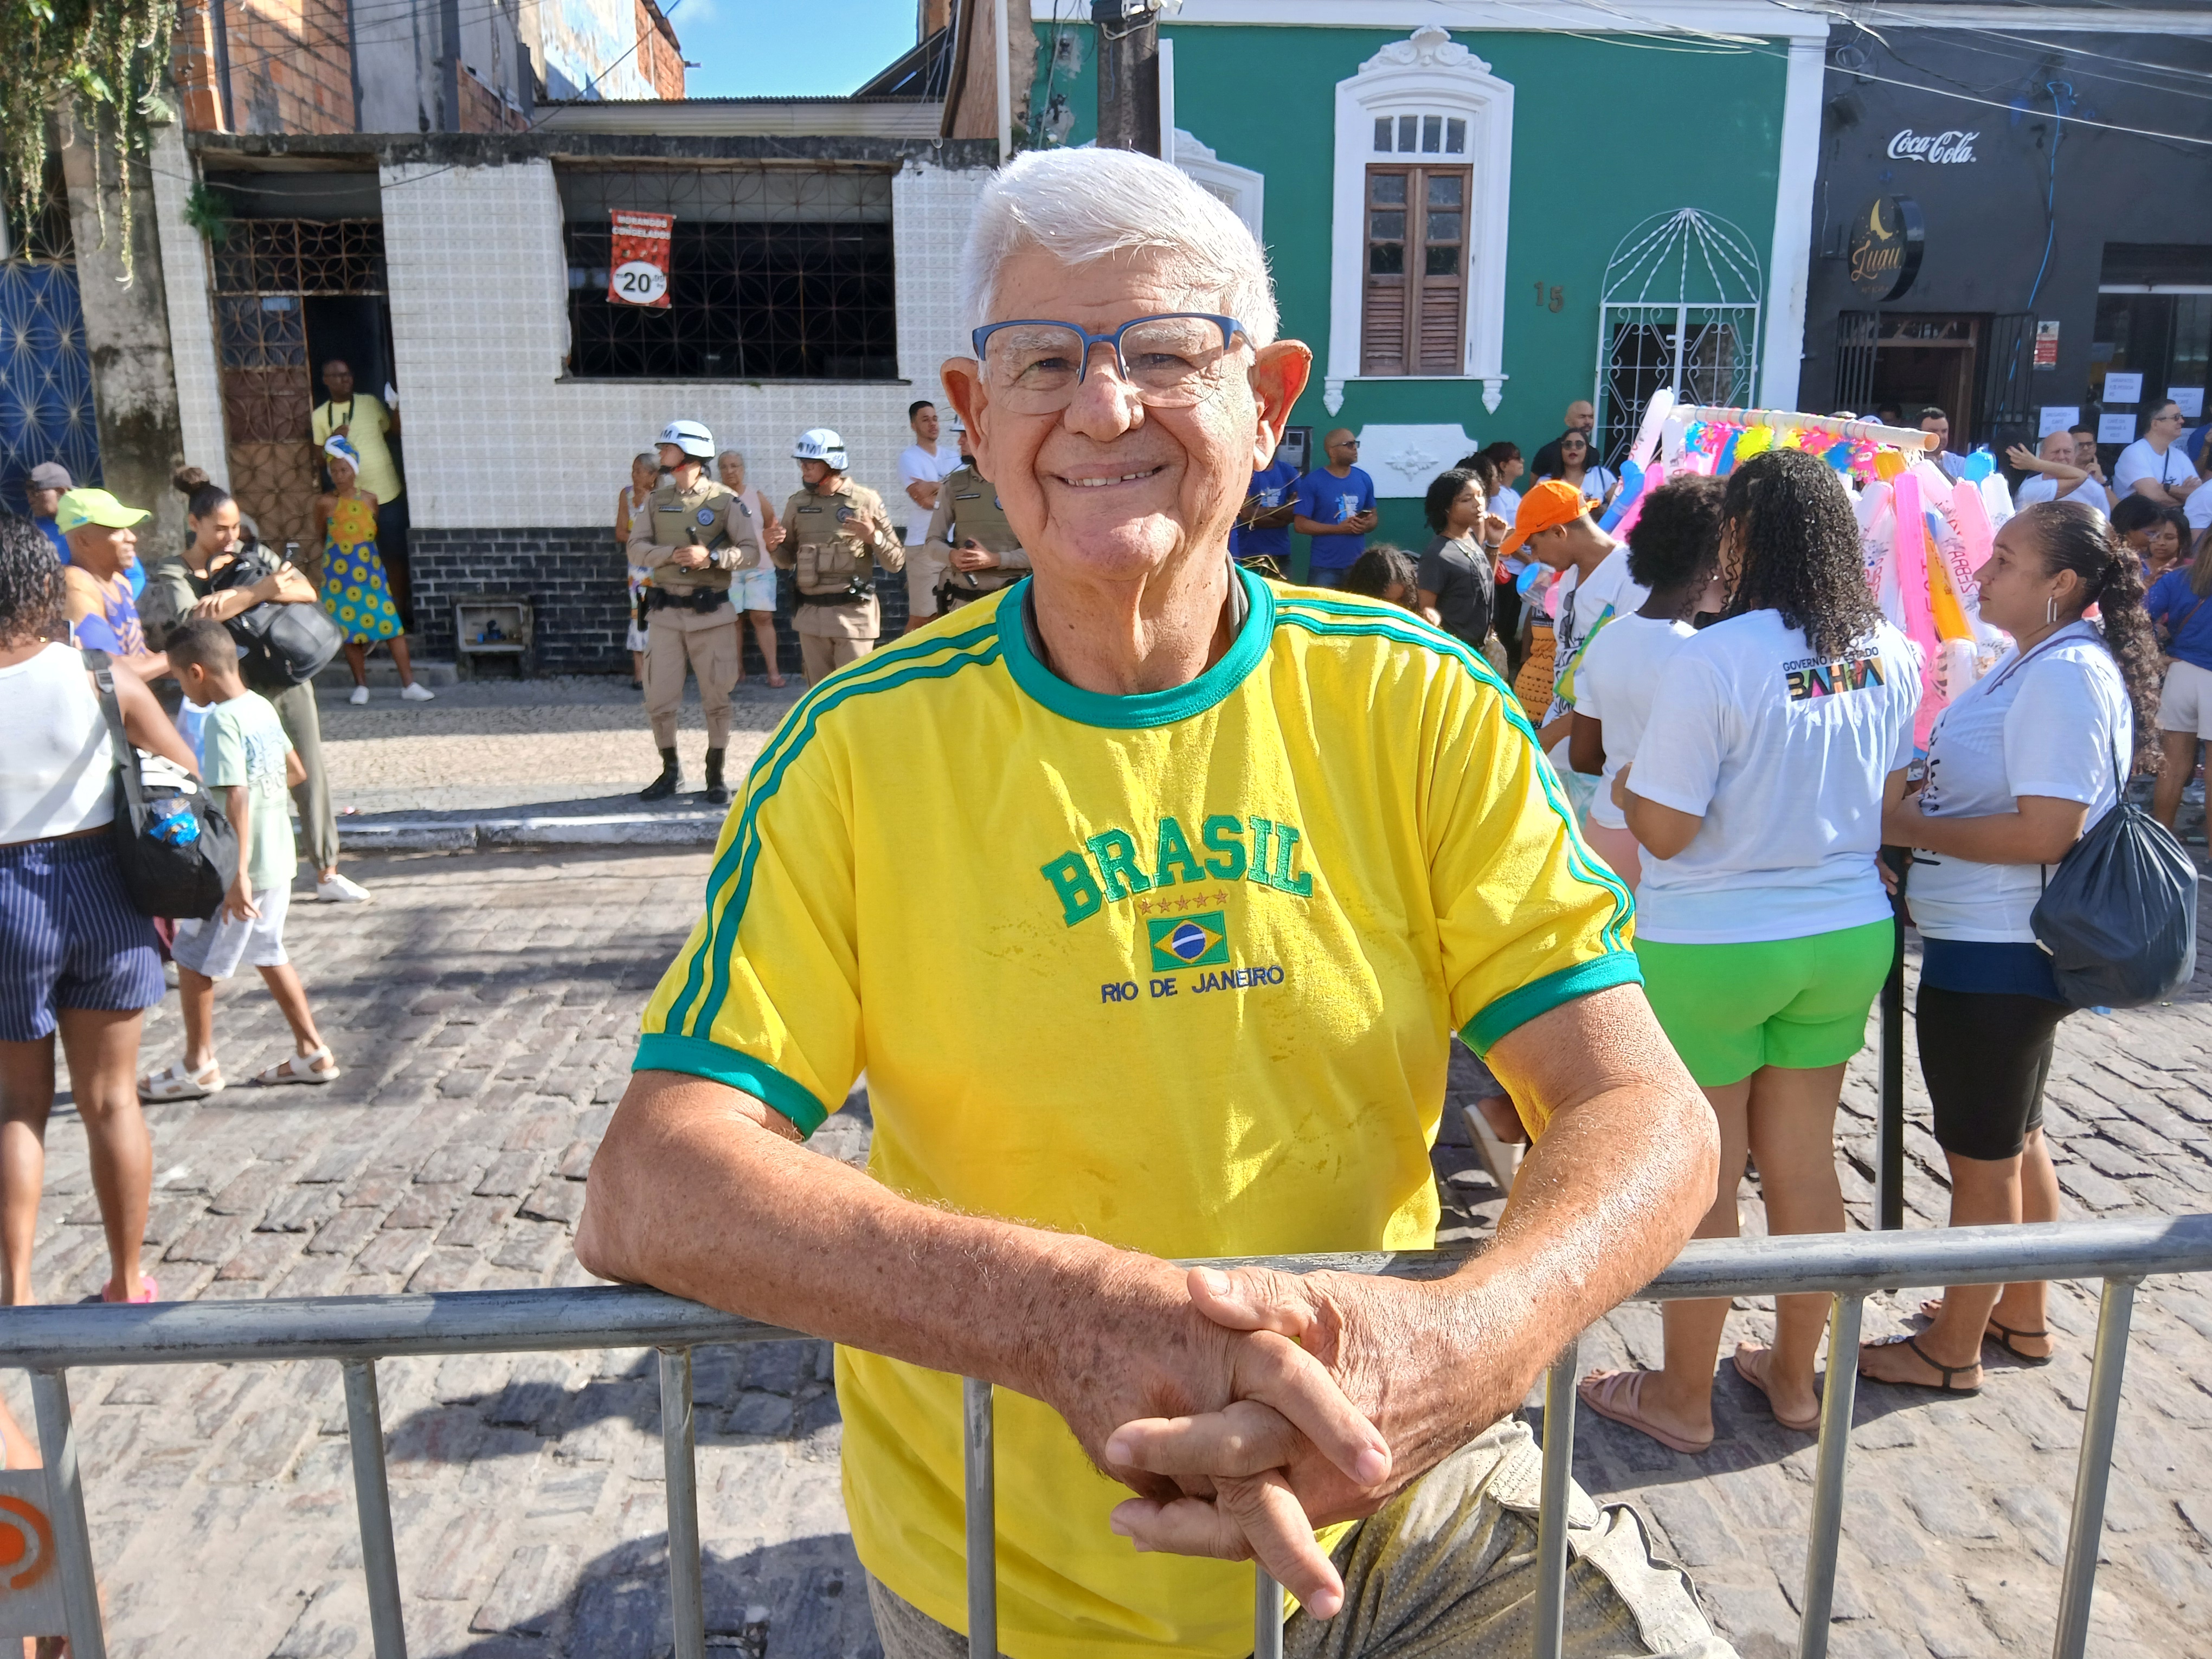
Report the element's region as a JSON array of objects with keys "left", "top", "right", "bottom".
[
  {"left": 1294, "top": 466, "right": 1377, "bottom": 570},
  {"left": 1235, "top": 460, "right": 1301, "bottom": 565},
  {"left": 2146, "top": 567, "right": 2212, "bottom": 675}
]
